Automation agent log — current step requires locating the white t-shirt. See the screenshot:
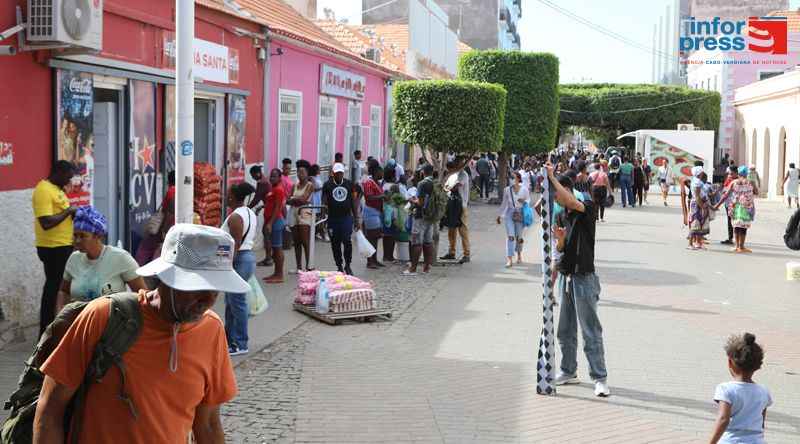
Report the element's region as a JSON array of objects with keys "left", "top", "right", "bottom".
[
  {"left": 351, "top": 159, "right": 362, "bottom": 183},
  {"left": 521, "top": 171, "right": 534, "bottom": 190},
  {"left": 714, "top": 381, "right": 772, "bottom": 442},
  {"left": 222, "top": 206, "right": 256, "bottom": 251},
  {"left": 445, "top": 170, "right": 470, "bottom": 208}
]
